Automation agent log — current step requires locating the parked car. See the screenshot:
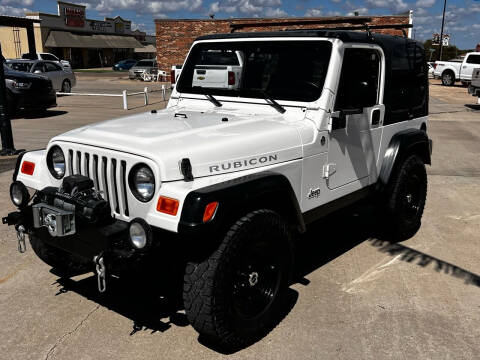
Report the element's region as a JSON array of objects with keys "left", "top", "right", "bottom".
[
  {"left": 22, "top": 52, "right": 71, "bottom": 70},
  {"left": 112, "top": 59, "right": 137, "bottom": 71},
  {"left": 4, "top": 30, "right": 432, "bottom": 350},
  {"left": 434, "top": 52, "right": 480, "bottom": 86},
  {"left": 427, "top": 62, "right": 435, "bottom": 78},
  {"left": 468, "top": 68, "right": 480, "bottom": 104},
  {"left": 128, "top": 59, "right": 157, "bottom": 80},
  {"left": 3, "top": 64, "right": 56, "bottom": 116},
  {"left": 6, "top": 59, "right": 76, "bottom": 92},
  {"left": 191, "top": 49, "right": 243, "bottom": 89}
]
